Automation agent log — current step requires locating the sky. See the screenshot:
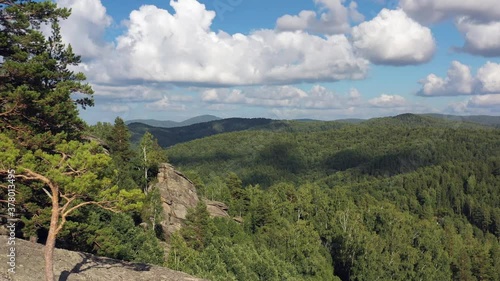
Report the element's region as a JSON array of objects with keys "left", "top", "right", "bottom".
[{"left": 52, "top": 0, "right": 500, "bottom": 123}]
